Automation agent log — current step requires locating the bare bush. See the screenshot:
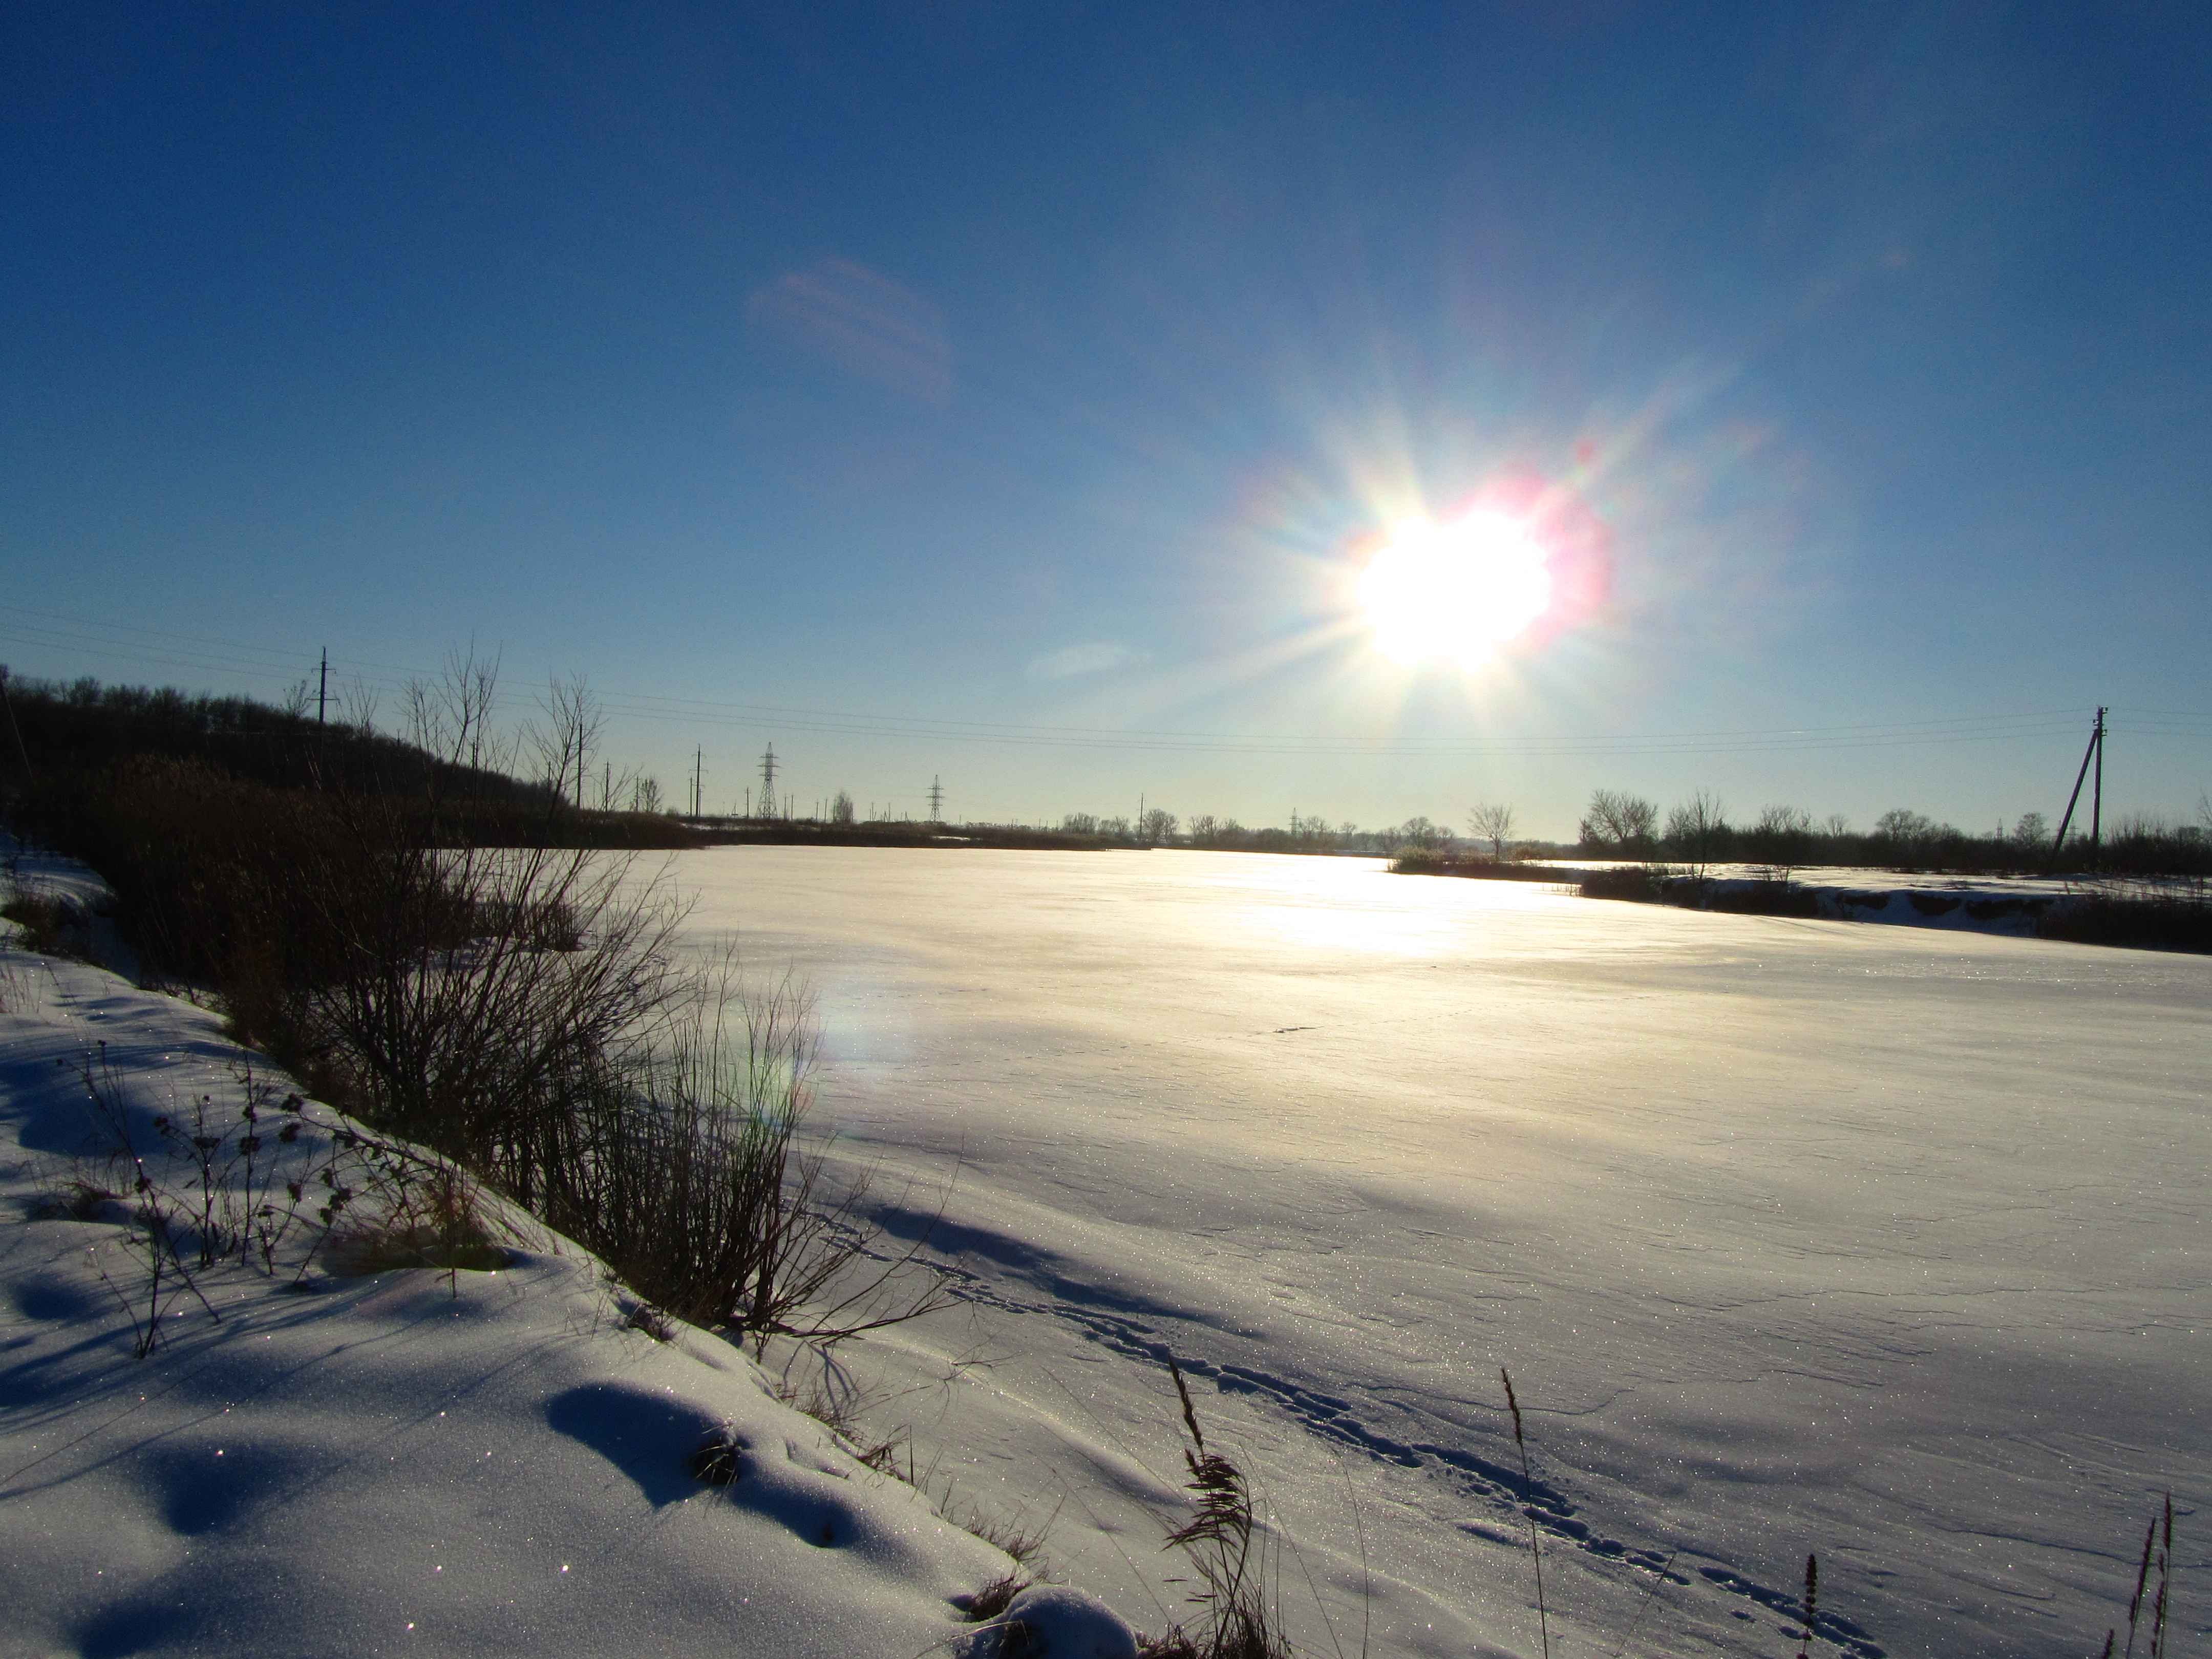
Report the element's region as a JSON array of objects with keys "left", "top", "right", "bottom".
[
  {"left": 294, "top": 827, "right": 689, "bottom": 1207},
  {"left": 535, "top": 976, "right": 953, "bottom": 1354}
]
